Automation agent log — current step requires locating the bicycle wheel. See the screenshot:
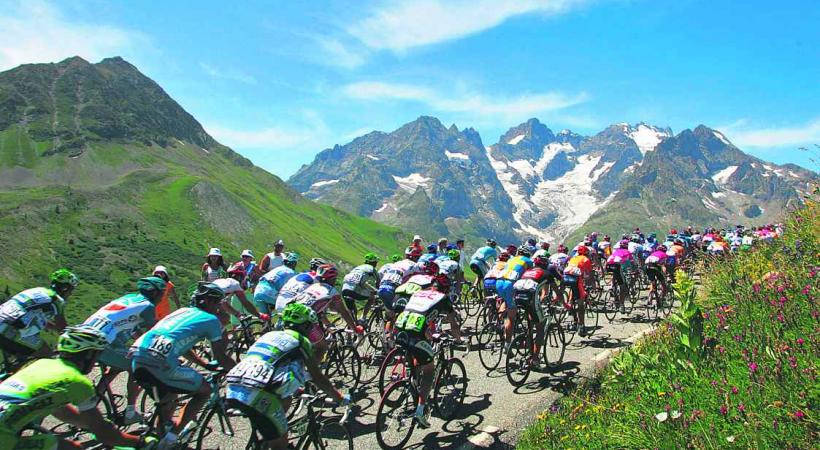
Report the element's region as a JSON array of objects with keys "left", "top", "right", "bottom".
[
  {"left": 476, "top": 322, "right": 504, "bottom": 371},
  {"left": 358, "top": 331, "right": 384, "bottom": 385},
  {"left": 543, "top": 323, "right": 566, "bottom": 368},
  {"left": 504, "top": 333, "right": 531, "bottom": 387},
  {"left": 646, "top": 289, "right": 659, "bottom": 321},
  {"left": 324, "top": 344, "right": 361, "bottom": 392},
  {"left": 375, "top": 380, "right": 418, "bottom": 450},
  {"left": 584, "top": 297, "right": 599, "bottom": 335},
  {"left": 603, "top": 287, "right": 619, "bottom": 323},
  {"left": 305, "top": 417, "right": 353, "bottom": 450},
  {"left": 561, "top": 286, "right": 576, "bottom": 345},
  {"left": 377, "top": 347, "right": 408, "bottom": 397},
  {"left": 433, "top": 358, "right": 467, "bottom": 421},
  {"left": 194, "top": 404, "right": 257, "bottom": 450}
]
